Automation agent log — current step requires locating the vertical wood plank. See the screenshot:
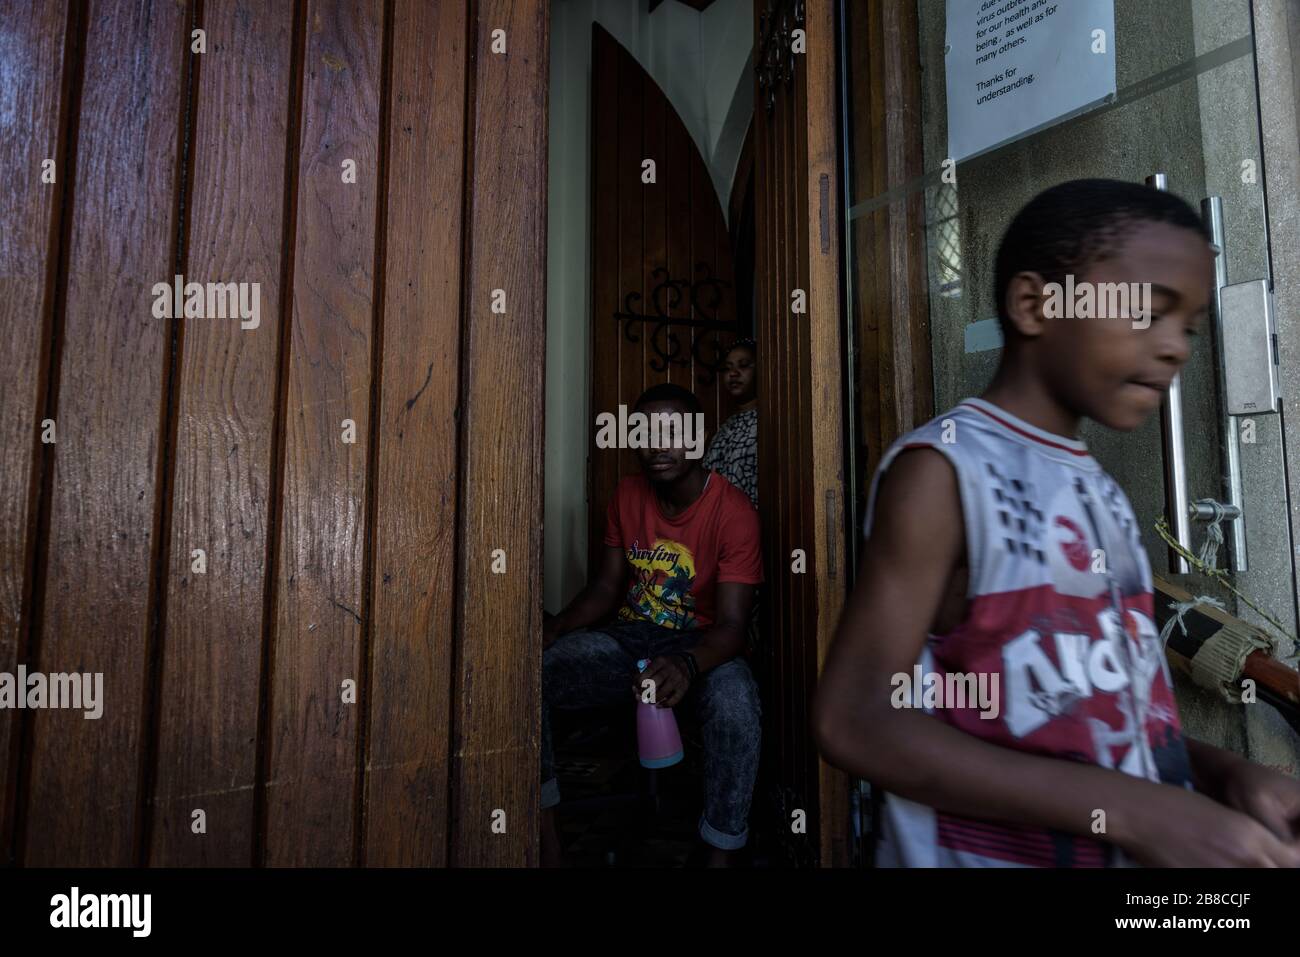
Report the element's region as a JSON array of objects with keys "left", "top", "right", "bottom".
[
  {"left": 792, "top": 33, "right": 814, "bottom": 845},
  {"left": 617, "top": 45, "right": 645, "bottom": 480},
  {"left": 589, "top": 24, "right": 620, "bottom": 568},
  {"left": 688, "top": 141, "right": 718, "bottom": 430},
  {"left": 751, "top": 0, "right": 849, "bottom": 867},
  {"left": 846, "top": 0, "right": 882, "bottom": 485},
  {"left": 805, "top": 0, "right": 849, "bottom": 867},
  {"left": 151, "top": 0, "right": 295, "bottom": 867},
  {"left": 883, "top": 0, "right": 934, "bottom": 437},
  {"left": 774, "top": 41, "right": 793, "bottom": 819},
  {"left": 265, "top": 0, "right": 382, "bottom": 867},
  {"left": 363, "top": 0, "right": 467, "bottom": 867},
  {"left": 665, "top": 93, "right": 692, "bottom": 396},
  {"left": 23, "top": 0, "right": 189, "bottom": 867},
  {"left": 451, "top": 0, "right": 549, "bottom": 867},
  {"left": 754, "top": 0, "right": 785, "bottom": 822},
  {"left": 0, "top": 0, "right": 74, "bottom": 863},
  {"left": 643, "top": 68, "right": 668, "bottom": 394}
]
